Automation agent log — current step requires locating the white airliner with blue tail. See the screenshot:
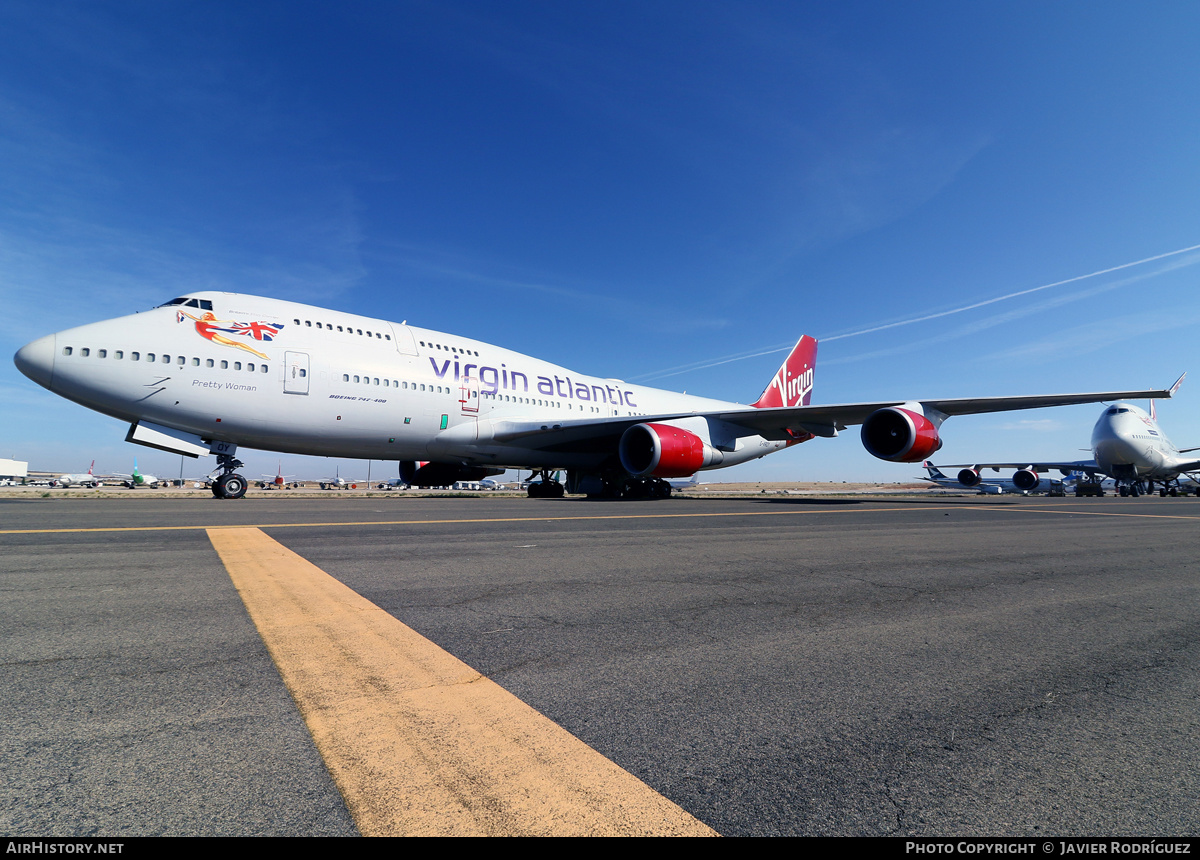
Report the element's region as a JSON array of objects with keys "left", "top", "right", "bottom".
[{"left": 13, "top": 292, "right": 1176, "bottom": 499}]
